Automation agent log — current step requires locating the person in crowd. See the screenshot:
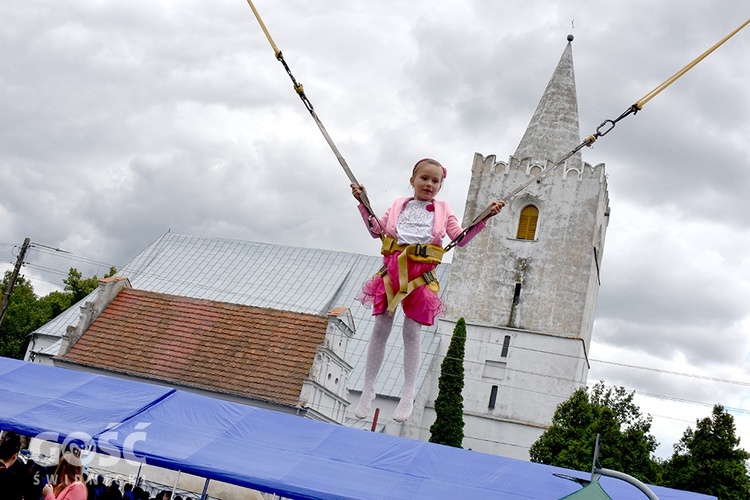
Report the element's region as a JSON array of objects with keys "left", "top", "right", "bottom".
[
  {"left": 42, "top": 452, "right": 87, "bottom": 500},
  {"left": 91, "top": 475, "right": 107, "bottom": 498},
  {"left": 101, "top": 480, "right": 123, "bottom": 500},
  {"left": 123, "top": 483, "right": 135, "bottom": 500},
  {"left": 0, "top": 430, "right": 25, "bottom": 500}
]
